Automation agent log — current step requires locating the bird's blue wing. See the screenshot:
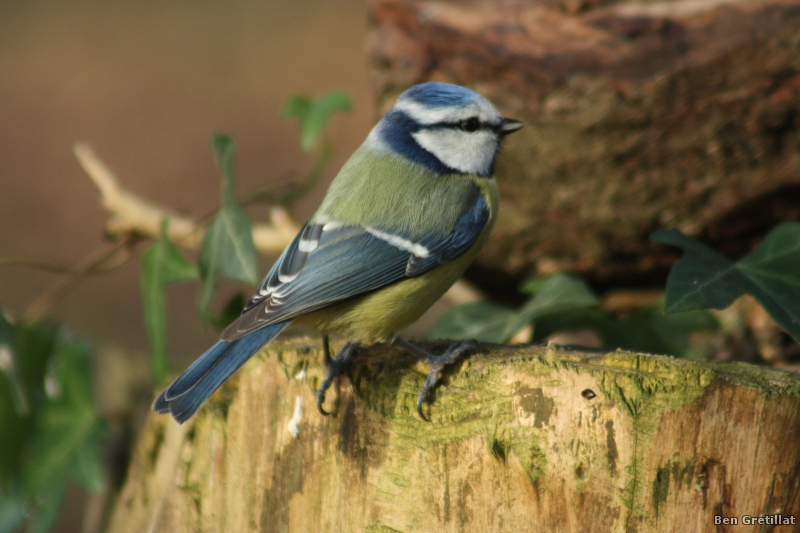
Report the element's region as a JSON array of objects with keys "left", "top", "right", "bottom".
[
  {"left": 406, "top": 192, "right": 489, "bottom": 276},
  {"left": 219, "top": 188, "right": 490, "bottom": 341}
]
